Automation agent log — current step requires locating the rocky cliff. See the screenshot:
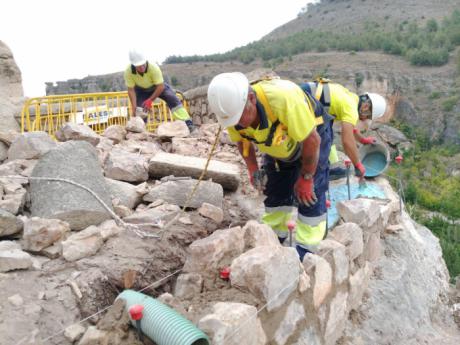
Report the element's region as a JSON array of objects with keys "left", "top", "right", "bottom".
[{"left": 0, "top": 40, "right": 22, "bottom": 132}]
